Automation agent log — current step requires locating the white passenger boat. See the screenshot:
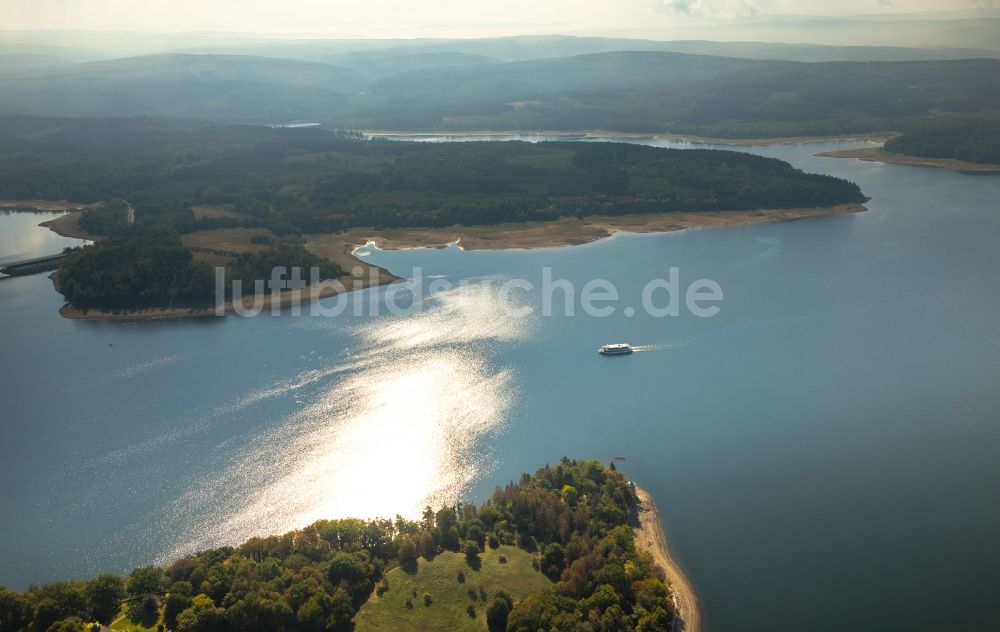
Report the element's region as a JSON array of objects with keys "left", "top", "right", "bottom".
[{"left": 599, "top": 343, "right": 633, "bottom": 356}]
